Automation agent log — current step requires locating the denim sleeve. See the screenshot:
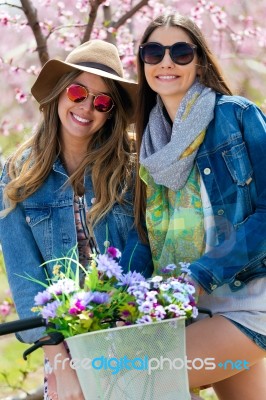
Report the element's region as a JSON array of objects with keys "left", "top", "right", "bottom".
[
  {"left": 0, "top": 170, "right": 48, "bottom": 343},
  {"left": 190, "top": 103, "right": 266, "bottom": 293},
  {"left": 119, "top": 226, "right": 154, "bottom": 278}
]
